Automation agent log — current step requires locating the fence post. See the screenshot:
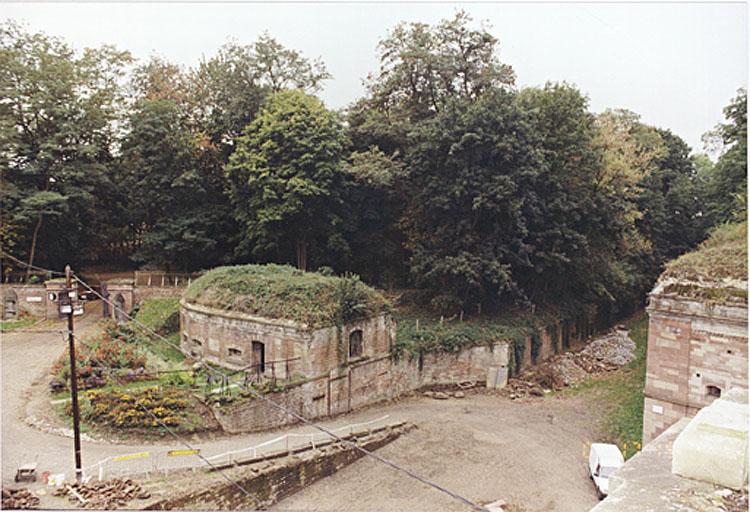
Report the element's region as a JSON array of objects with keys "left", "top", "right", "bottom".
[{"left": 98, "top": 462, "right": 104, "bottom": 482}]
